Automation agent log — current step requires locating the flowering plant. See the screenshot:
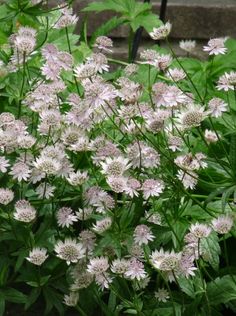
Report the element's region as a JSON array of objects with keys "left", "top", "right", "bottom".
[{"left": 0, "top": 0, "right": 236, "bottom": 315}]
